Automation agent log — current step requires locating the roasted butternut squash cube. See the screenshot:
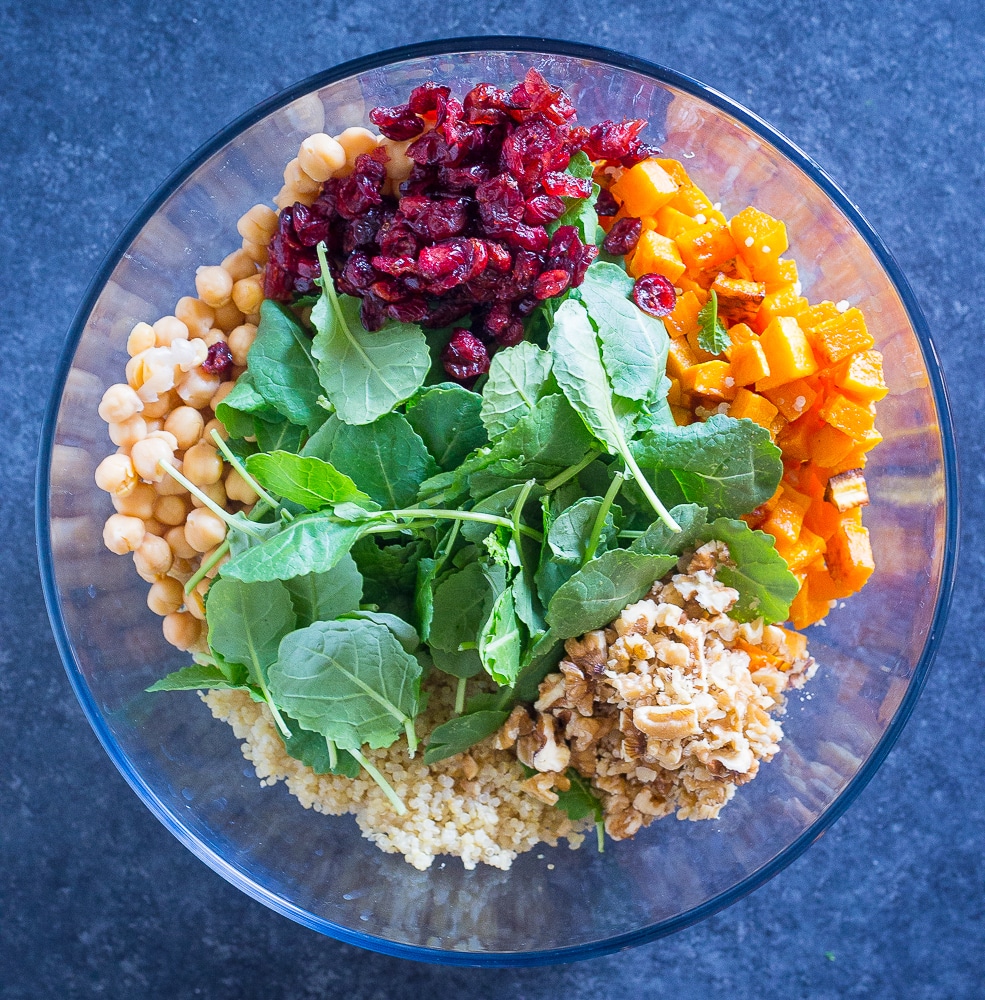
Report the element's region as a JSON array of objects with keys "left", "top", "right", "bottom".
[
  {"left": 611, "top": 159, "right": 679, "bottom": 217},
  {"left": 752, "top": 285, "right": 810, "bottom": 332},
  {"left": 663, "top": 289, "right": 703, "bottom": 340},
  {"left": 655, "top": 205, "right": 701, "bottom": 239},
  {"left": 675, "top": 221, "right": 739, "bottom": 273},
  {"left": 655, "top": 157, "right": 692, "bottom": 186},
  {"left": 667, "top": 184, "right": 727, "bottom": 224},
  {"left": 755, "top": 316, "right": 819, "bottom": 390},
  {"left": 628, "top": 229, "right": 687, "bottom": 283},
  {"left": 666, "top": 336, "right": 699, "bottom": 381},
  {"left": 834, "top": 349, "right": 888, "bottom": 402},
  {"left": 826, "top": 518, "right": 874, "bottom": 597},
  {"left": 680, "top": 360, "right": 737, "bottom": 401},
  {"left": 809, "top": 422, "right": 856, "bottom": 468},
  {"left": 729, "top": 206, "right": 789, "bottom": 272},
  {"left": 818, "top": 392, "right": 876, "bottom": 441},
  {"left": 730, "top": 338, "right": 771, "bottom": 386},
  {"left": 798, "top": 300, "right": 841, "bottom": 330},
  {"left": 727, "top": 388, "right": 778, "bottom": 428},
  {"left": 810, "top": 307, "right": 874, "bottom": 365},
  {"left": 760, "top": 378, "right": 818, "bottom": 421}
]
